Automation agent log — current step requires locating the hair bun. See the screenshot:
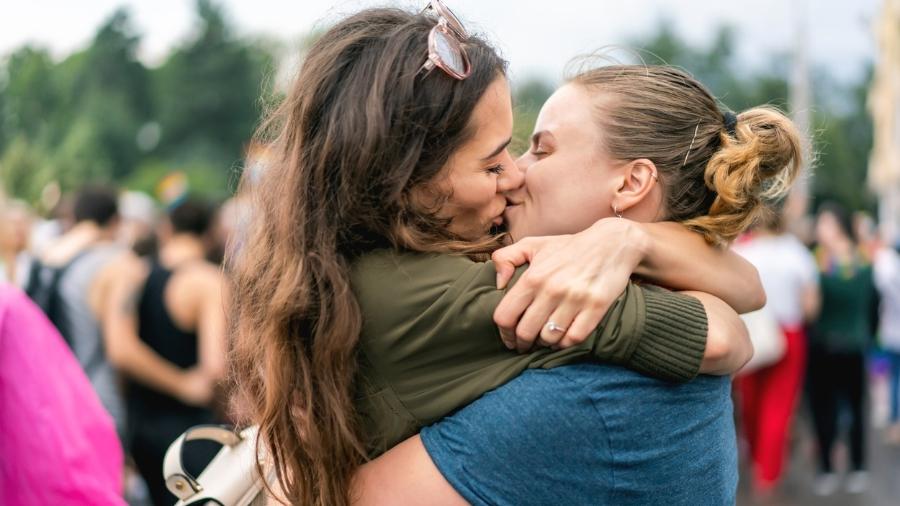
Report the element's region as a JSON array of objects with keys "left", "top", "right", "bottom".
[{"left": 684, "top": 106, "right": 804, "bottom": 245}]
